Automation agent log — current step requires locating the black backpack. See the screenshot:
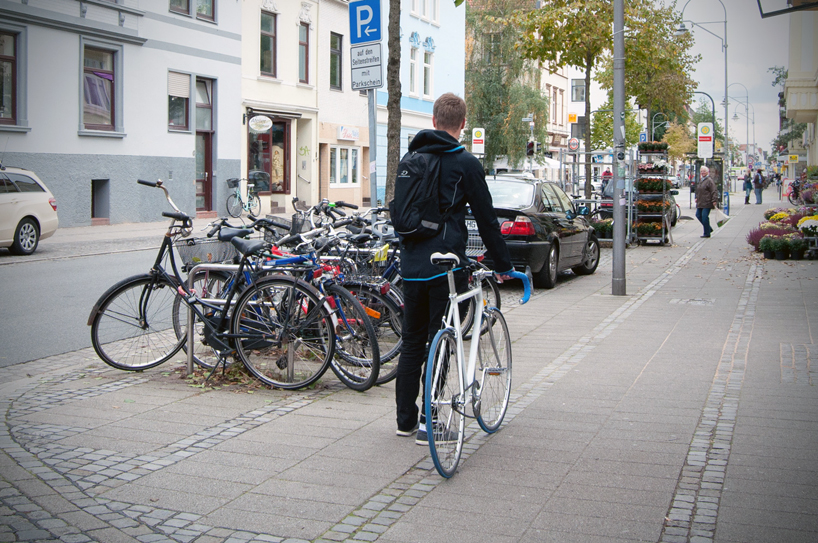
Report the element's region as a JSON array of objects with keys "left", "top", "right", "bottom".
[{"left": 388, "top": 151, "right": 448, "bottom": 241}]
